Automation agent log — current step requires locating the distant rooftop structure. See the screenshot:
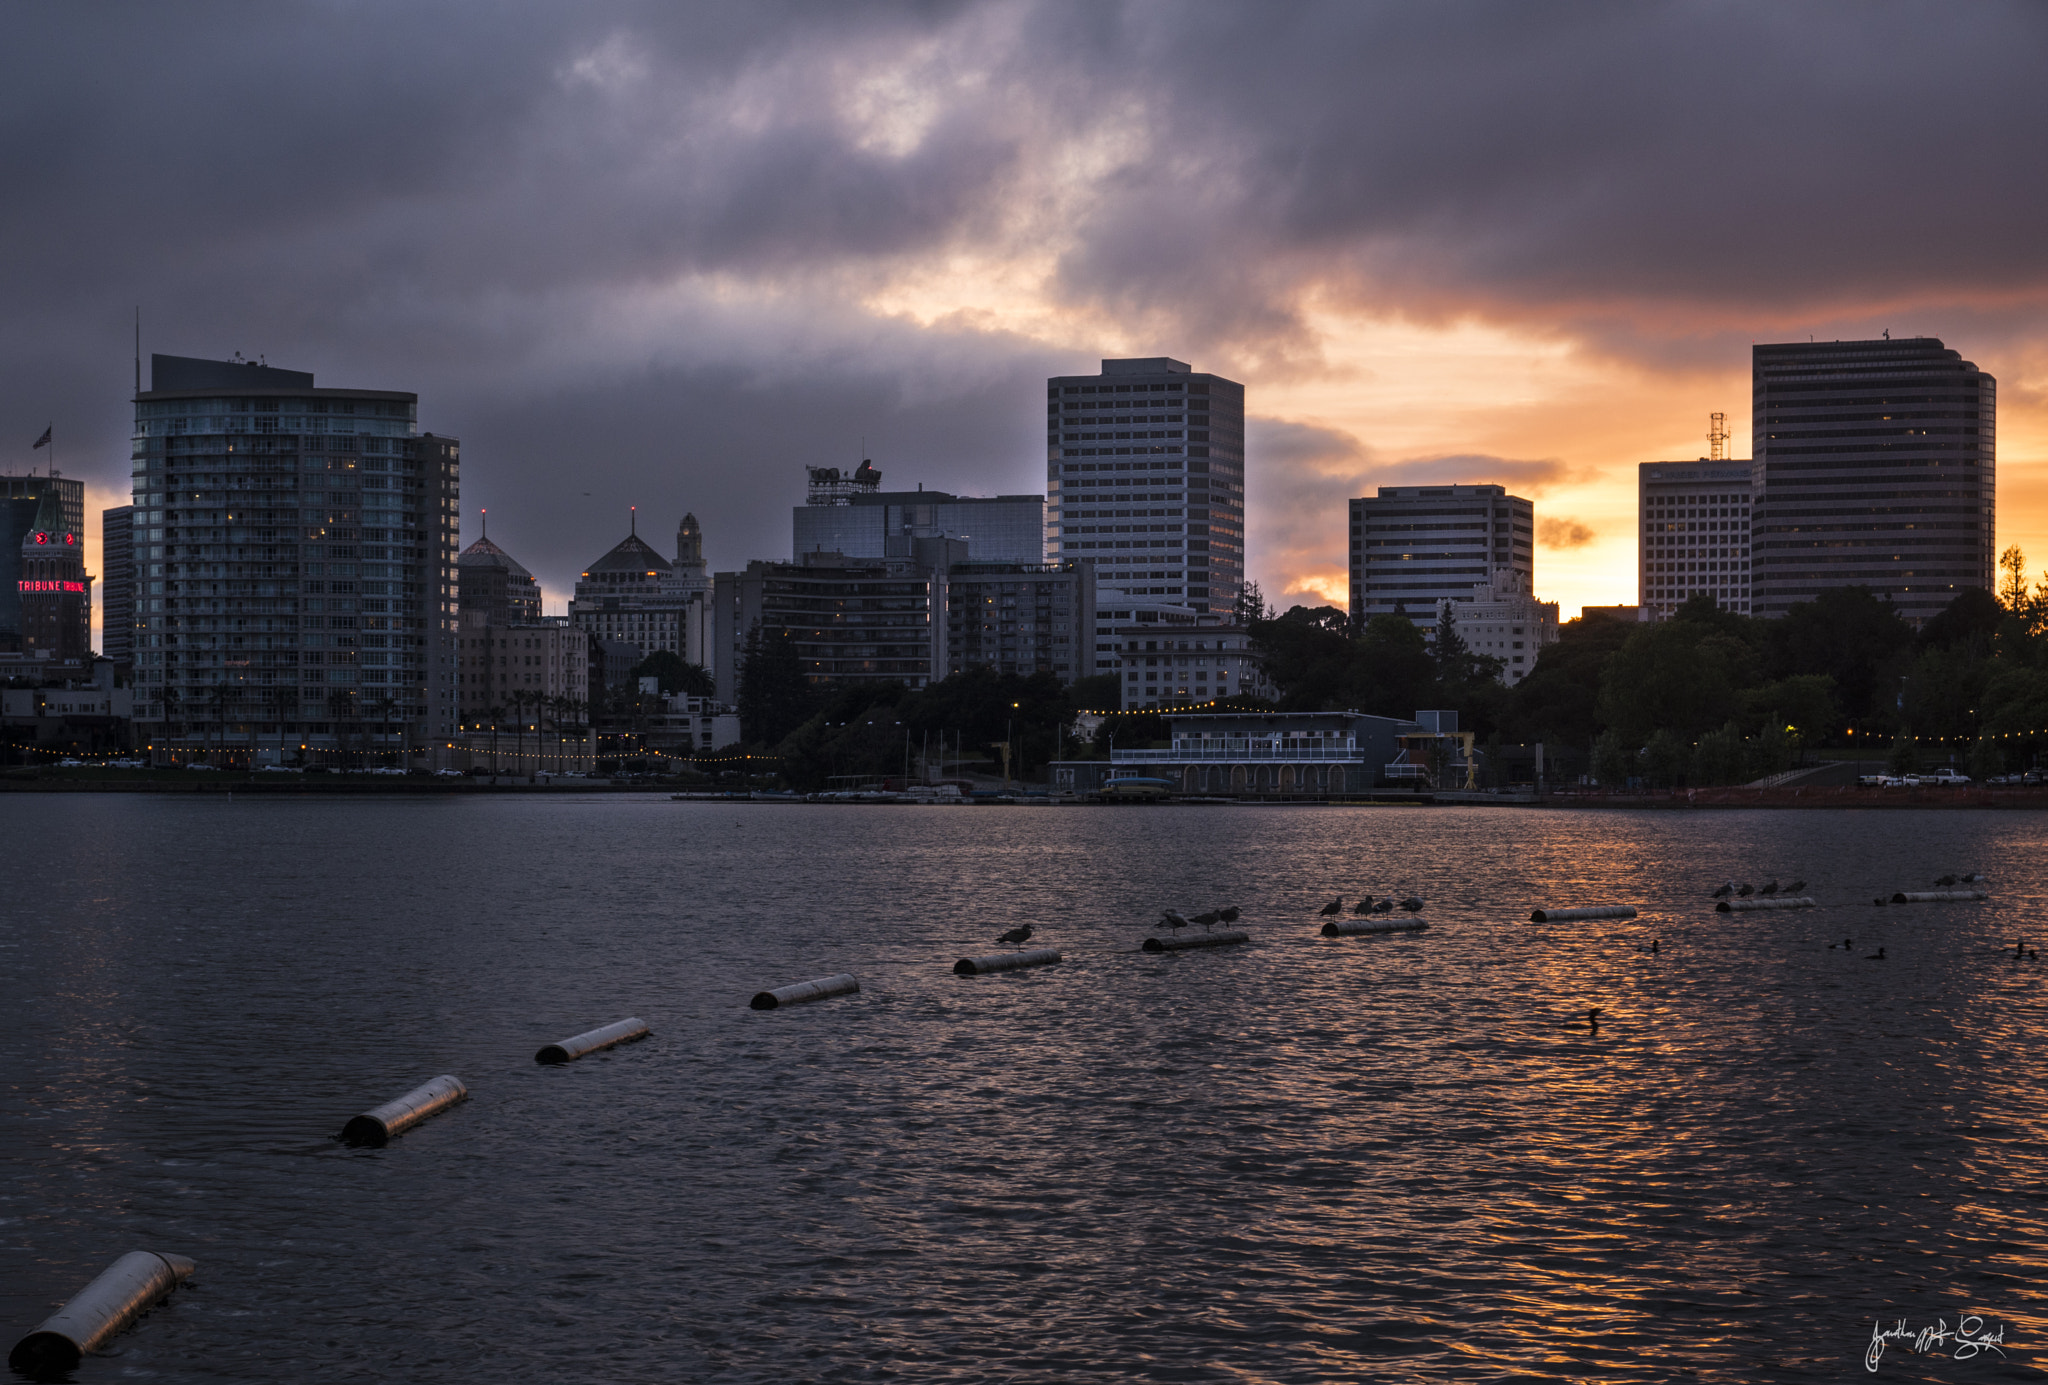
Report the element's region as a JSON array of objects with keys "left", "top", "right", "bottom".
[
  {"left": 805, "top": 460, "right": 883, "bottom": 506},
  {"left": 150, "top": 353, "right": 316, "bottom": 392}
]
